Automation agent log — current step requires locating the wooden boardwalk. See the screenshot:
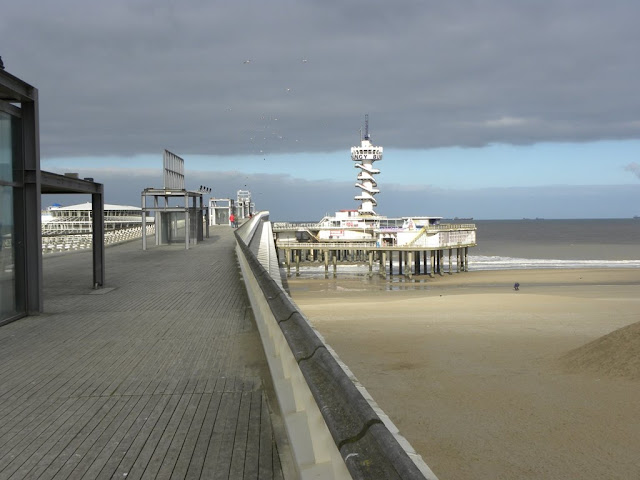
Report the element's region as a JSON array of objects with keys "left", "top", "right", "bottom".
[{"left": 0, "top": 228, "right": 292, "bottom": 479}]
